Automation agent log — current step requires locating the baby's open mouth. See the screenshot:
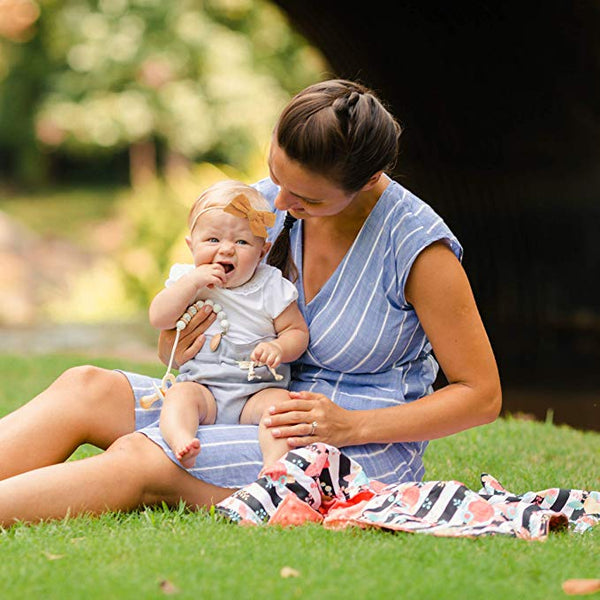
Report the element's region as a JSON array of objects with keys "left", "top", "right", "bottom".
[{"left": 218, "top": 262, "right": 235, "bottom": 274}]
